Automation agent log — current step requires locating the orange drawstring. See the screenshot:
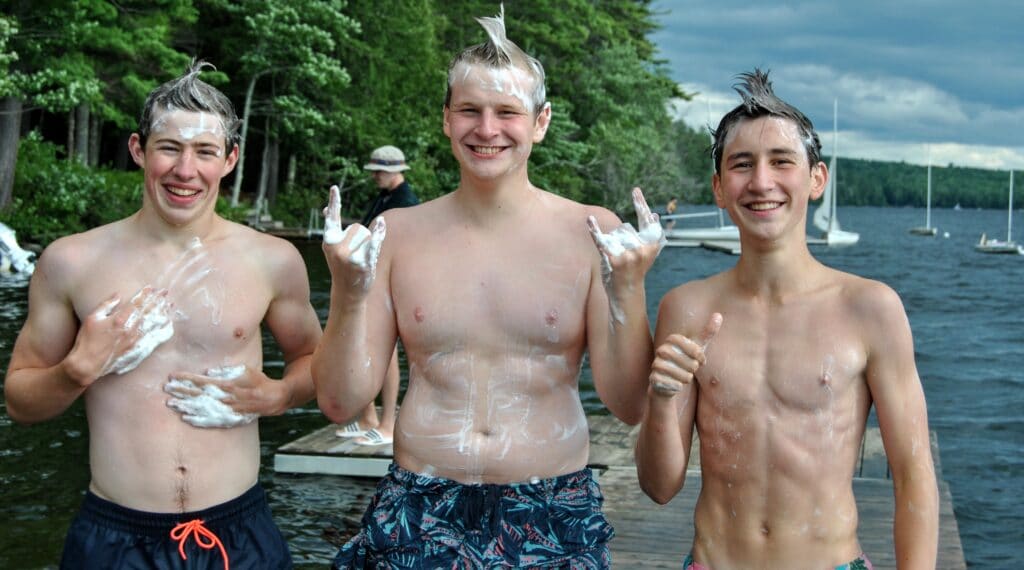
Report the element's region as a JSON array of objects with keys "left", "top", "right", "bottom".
[{"left": 170, "top": 518, "right": 230, "bottom": 570}]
